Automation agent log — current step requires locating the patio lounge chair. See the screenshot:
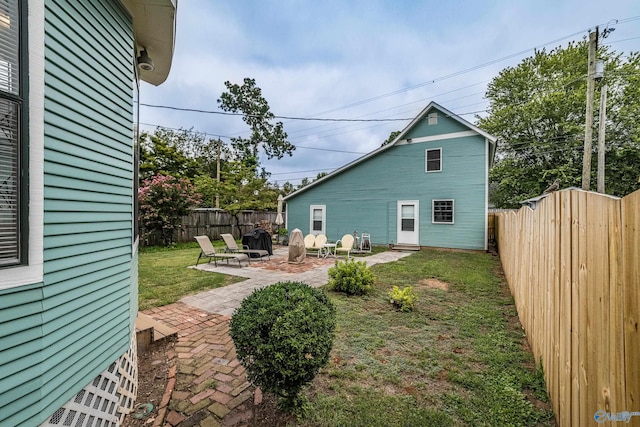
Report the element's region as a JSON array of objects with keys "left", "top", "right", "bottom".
[
  {"left": 194, "top": 235, "right": 249, "bottom": 267},
  {"left": 336, "top": 234, "right": 355, "bottom": 258},
  {"left": 221, "top": 233, "right": 270, "bottom": 261}
]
